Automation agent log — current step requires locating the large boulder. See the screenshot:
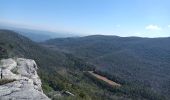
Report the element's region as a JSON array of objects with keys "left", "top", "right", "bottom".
[{"left": 0, "top": 58, "right": 50, "bottom": 100}]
